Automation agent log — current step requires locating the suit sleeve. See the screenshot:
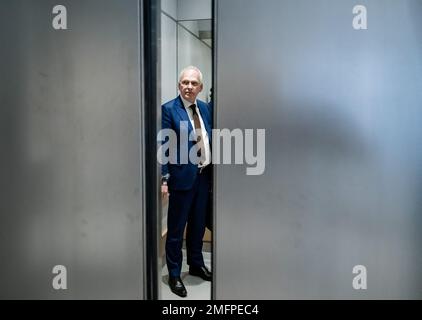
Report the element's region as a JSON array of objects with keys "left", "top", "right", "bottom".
[{"left": 161, "top": 104, "right": 171, "bottom": 178}]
